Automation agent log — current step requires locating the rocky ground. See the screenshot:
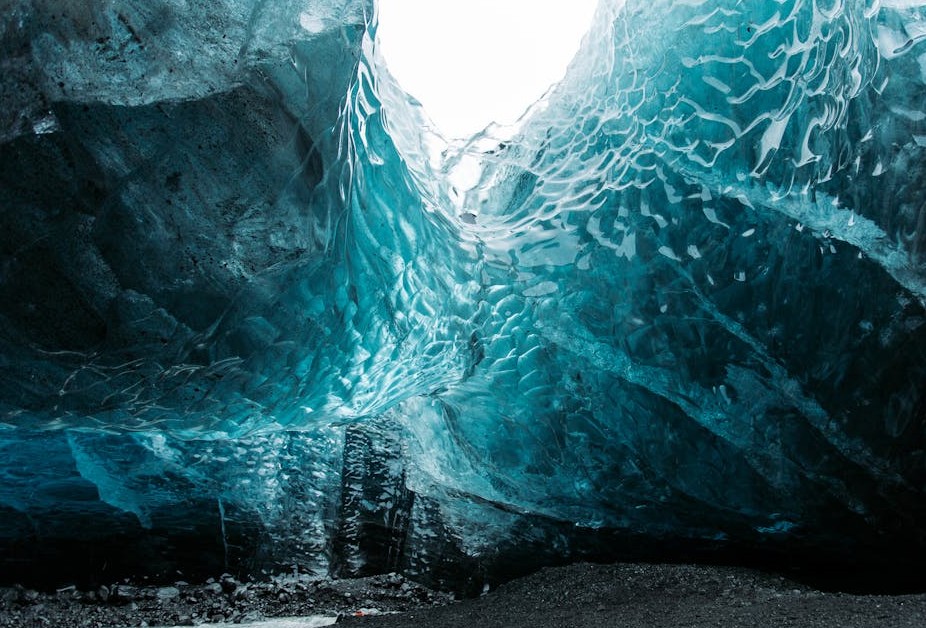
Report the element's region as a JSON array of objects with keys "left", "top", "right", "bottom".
[
  {"left": 0, "top": 571, "right": 451, "bottom": 628},
  {"left": 341, "top": 562, "right": 926, "bottom": 628},
  {"left": 2, "top": 562, "right": 924, "bottom": 628}
]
